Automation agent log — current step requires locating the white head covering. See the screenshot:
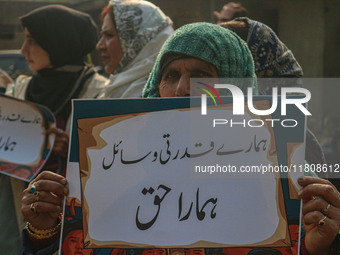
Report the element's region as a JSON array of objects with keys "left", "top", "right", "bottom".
[
  {"left": 100, "top": 0, "right": 173, "bottom": 98},
  {"left": 111, "top": 0, "right": 173, "bottom": 73}
]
